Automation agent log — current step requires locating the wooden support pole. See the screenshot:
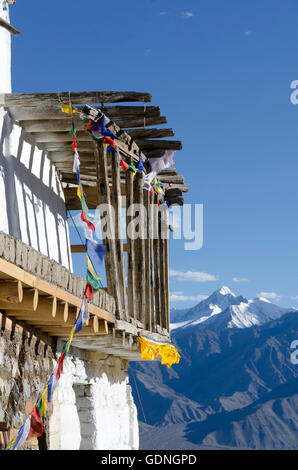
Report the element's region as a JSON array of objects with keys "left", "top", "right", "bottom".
[
  {"left": 144, "top": 190, "right": 152, "bottom": 331},
  {"left": 153, "top": 195, "right": 161, "bottom": 328},
  {"left": 165, "top": 238, "right": 170, "bottom": 333},
  {"left": 133, "top": 172, "right": 146, "bottom": 324},
  {"left": 95, "top": 143, "right": 124, "bottom": 319},
  {"left": 125, "top": 156, "right": 135, "bottom": 319},
  {"left": 111, "top": 150, "right": 128, "bottom": 319}
]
